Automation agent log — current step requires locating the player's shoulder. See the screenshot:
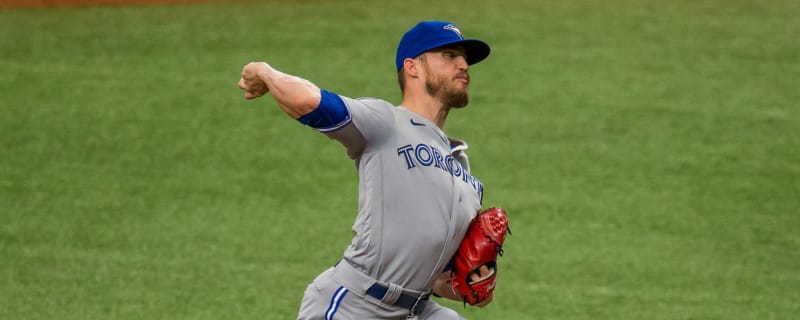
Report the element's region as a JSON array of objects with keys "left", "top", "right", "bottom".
[
  {"left": 342, "top": 96, "right": 401, "bottom": 118},
  {"left": 350, "top": 96, "right": 397, "bottom": 109}
]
